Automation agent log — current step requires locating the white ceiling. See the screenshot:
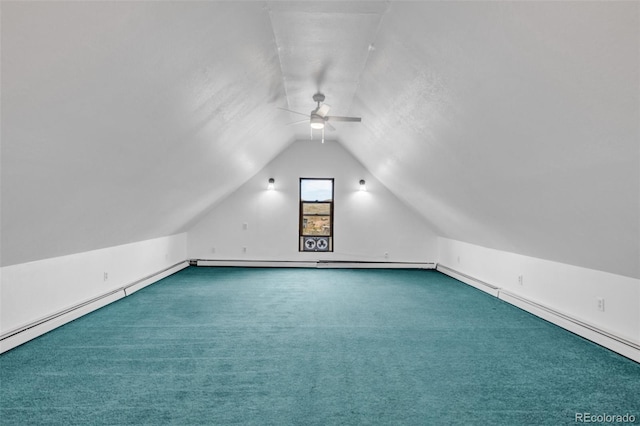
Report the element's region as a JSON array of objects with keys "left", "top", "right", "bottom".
[
  {"left": 269, "top": 1, "right": 387, "bottom": 138},
  {"left": 1, "top": 1, "right": 638, "bottom": 278}
]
